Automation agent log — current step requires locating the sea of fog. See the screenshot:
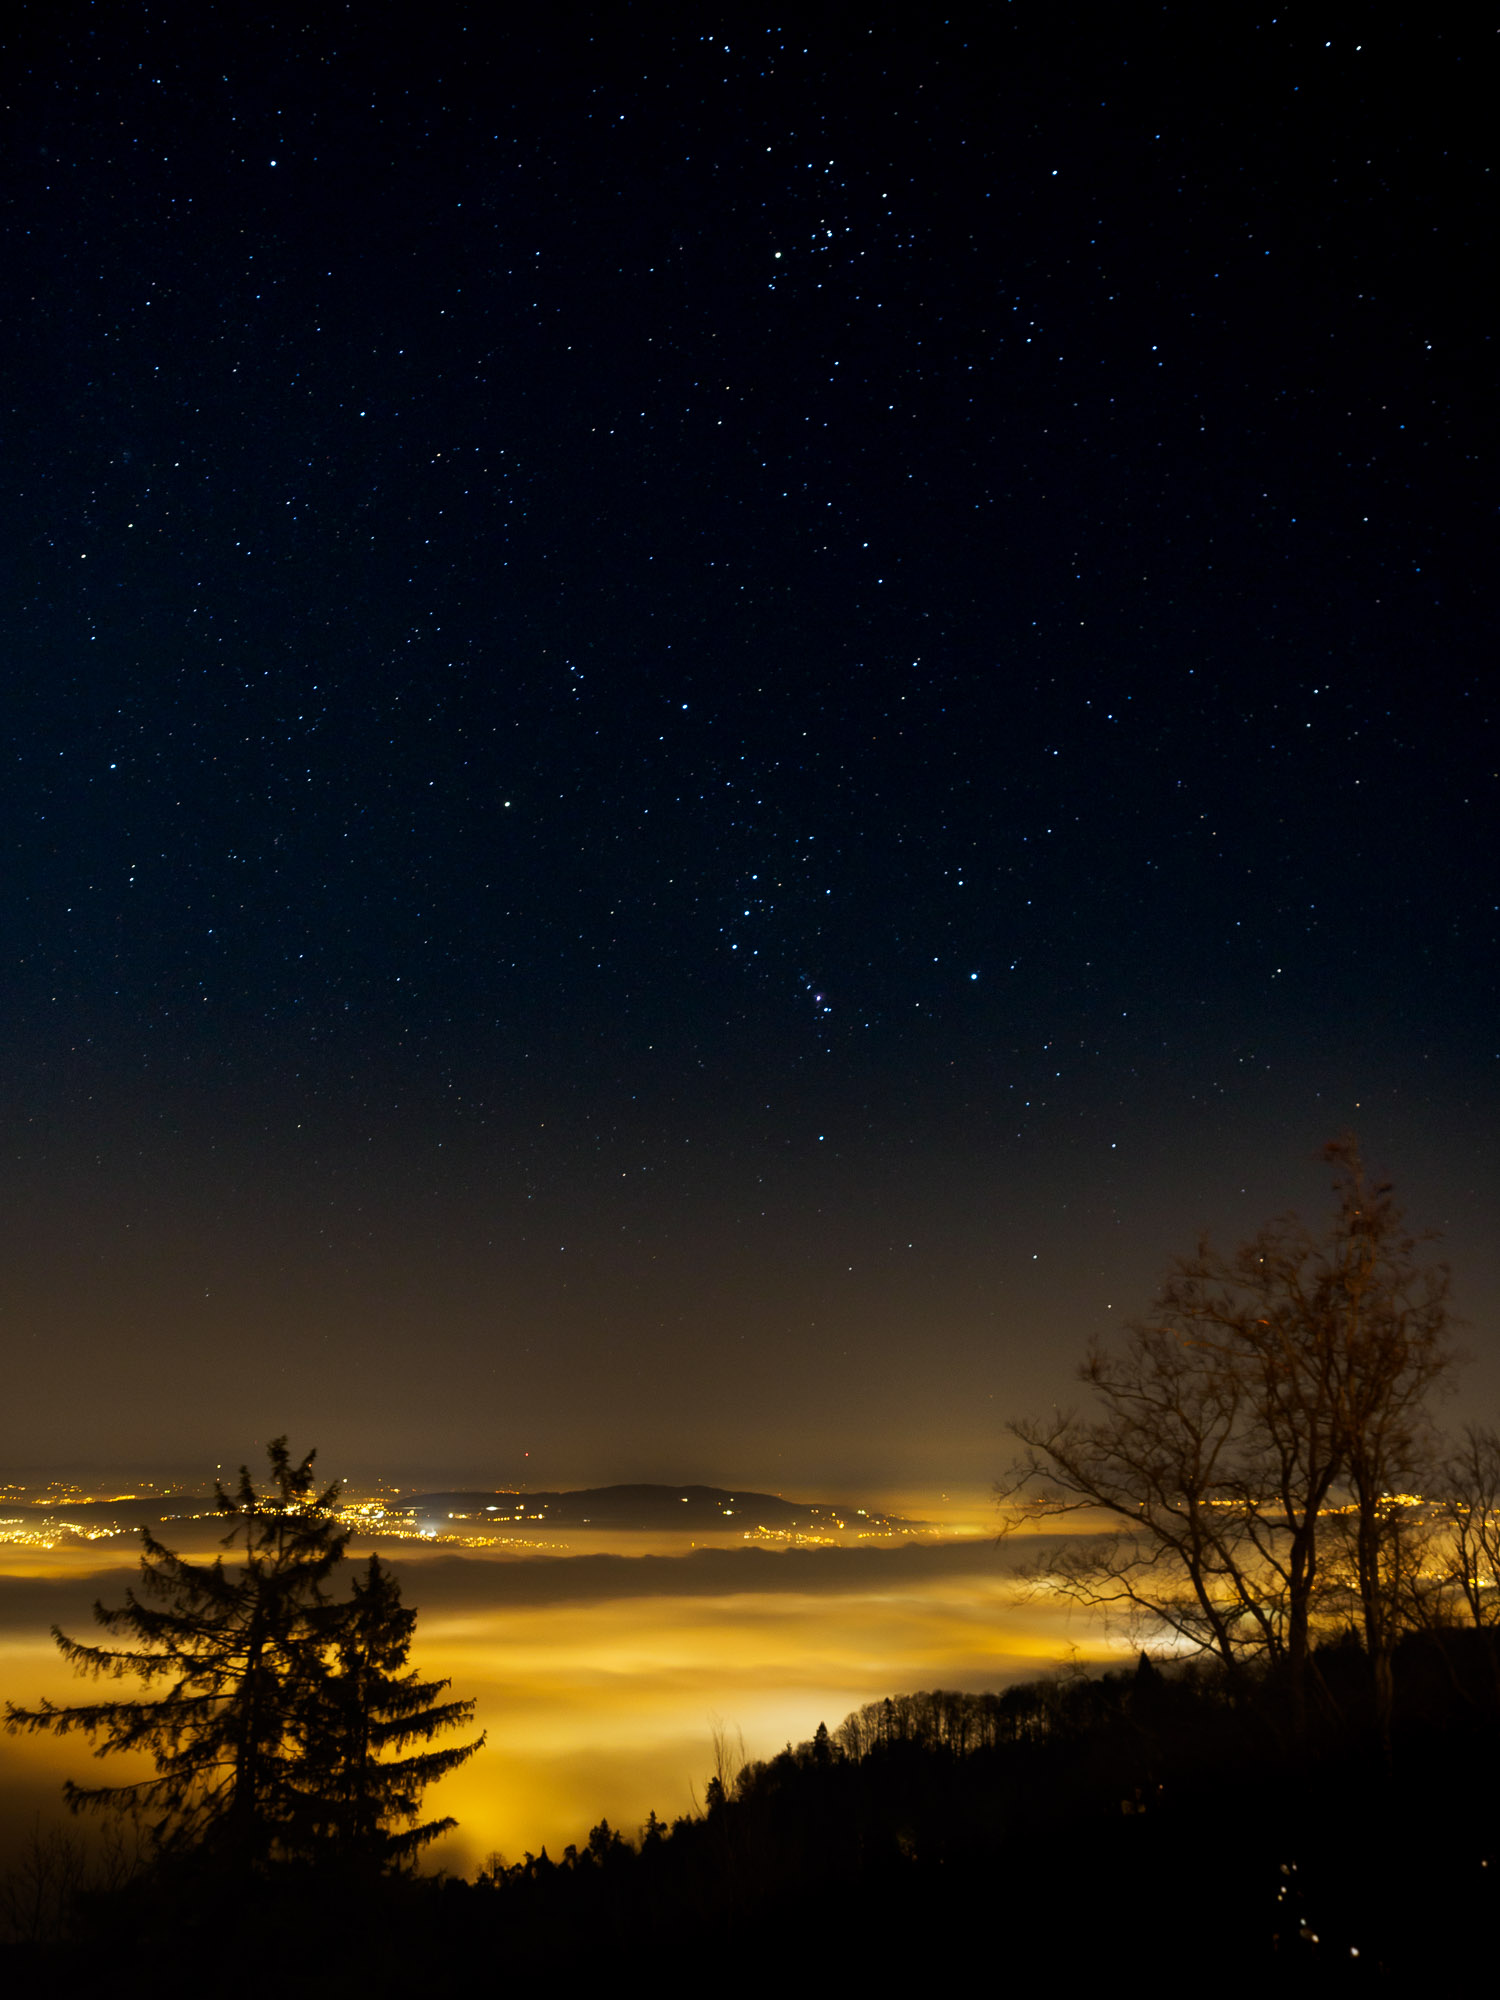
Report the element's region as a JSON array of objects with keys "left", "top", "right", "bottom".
[{"left": 0, "top": 1487, "right": 1122, "bottom": 1874}]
